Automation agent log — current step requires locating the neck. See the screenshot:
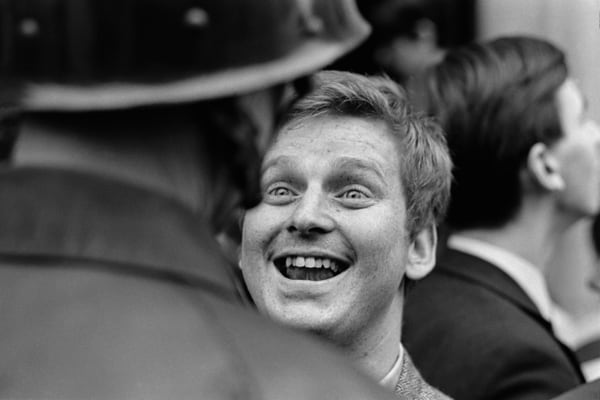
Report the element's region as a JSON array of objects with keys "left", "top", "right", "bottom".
[
  {"left": 13, "top": 111, "right": 217, "bottom": 224},
  {"left": 335, "top": 291, "right": 403, "bottom": 383},
  {"left": 455, "top": 195, "right": 577, "bottom": 271}
]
